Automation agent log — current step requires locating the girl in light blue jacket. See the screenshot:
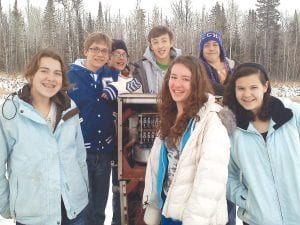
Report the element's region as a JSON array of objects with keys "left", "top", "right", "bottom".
[
  {"left": 0, "top": 49, "right": 89, "bottom": 225},
  {"left": 223, "top": 63, "right": 300, "bottom": 225}
]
